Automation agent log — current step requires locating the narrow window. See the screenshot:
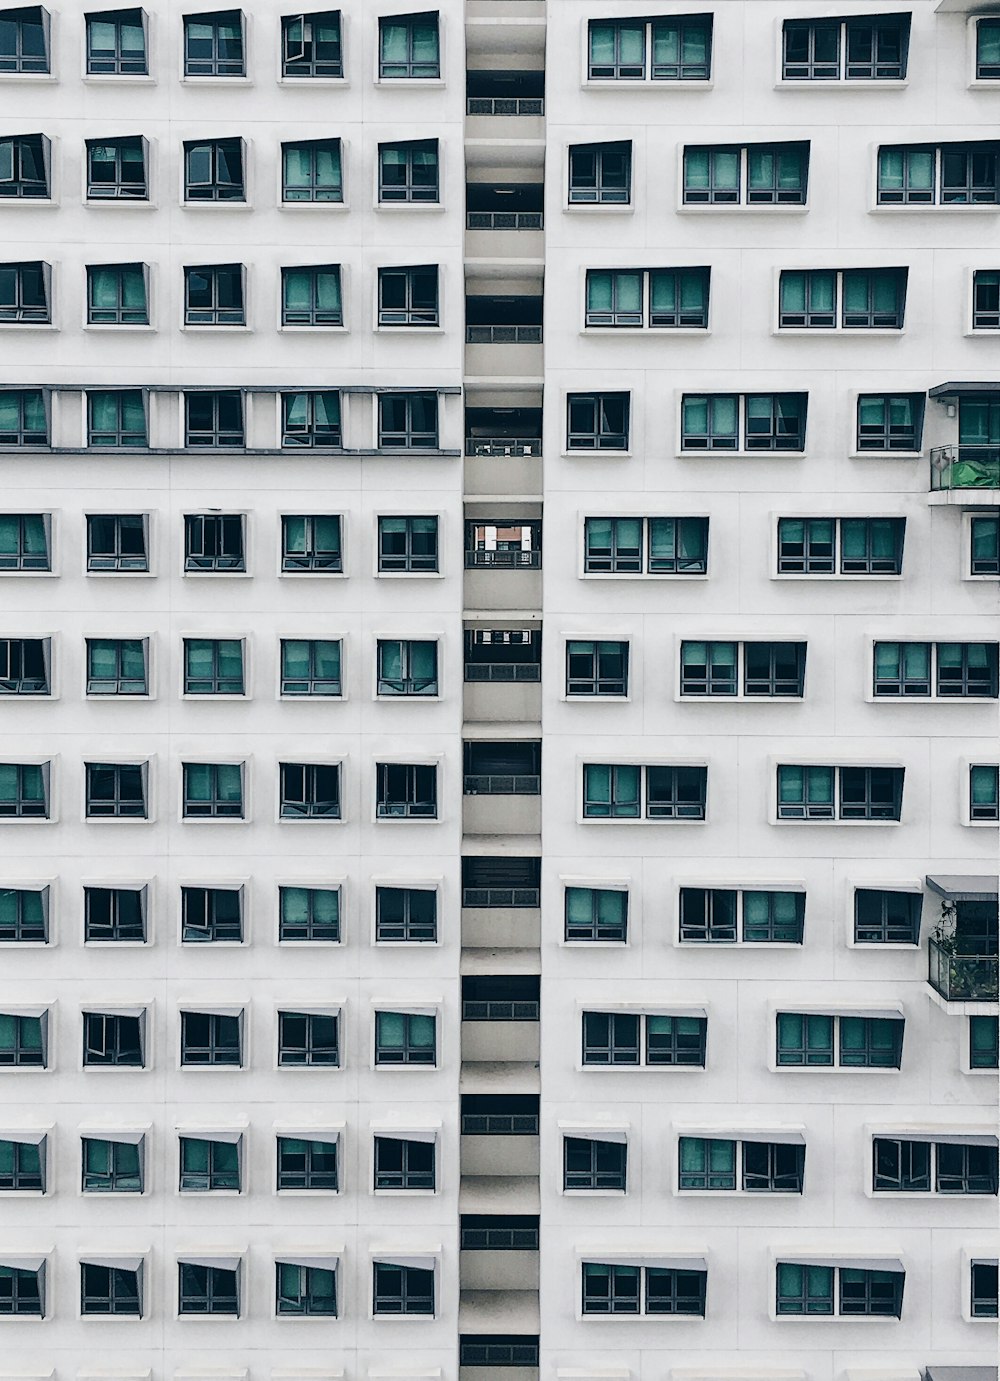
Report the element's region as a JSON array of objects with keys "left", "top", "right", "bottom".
[
  {"left": 972, "top": 1261, "right": 999, "bottom": 1318},
  {"left": 0, "top": 763, "right": 48, "bottom": 817},
  {"left": 977, "top": 18, "right": 1000, "bottom": 80},
  {"left": 0, "top": 638, "right": 48, "bottom": 695},
  {"left": 0, "top": 1135, "right": 44, "bottom": 1189},
  {"left": 973, "top": 271, "right": 1000, "bottom": 330},
  {"left": 0, "top": 1263, "right": 44, "bottom": 1315},
  {"left": 0, "top": 1011, "right": 46, "bottom": 1065},
  {"left": 0, "top": 886, "right": 47, "bottom": 941},
  {"left": 970, "top": 764, "right": 1000, "bottom": 821},
  {"left": 0, "top": 133, "right": 49, "bottom": 198},
  {"left": 970, "top": 1015, "right": 999, "bottom": 1069},
  {"left": 0, "top": 389, "right": 47, "bottom": 446}
]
